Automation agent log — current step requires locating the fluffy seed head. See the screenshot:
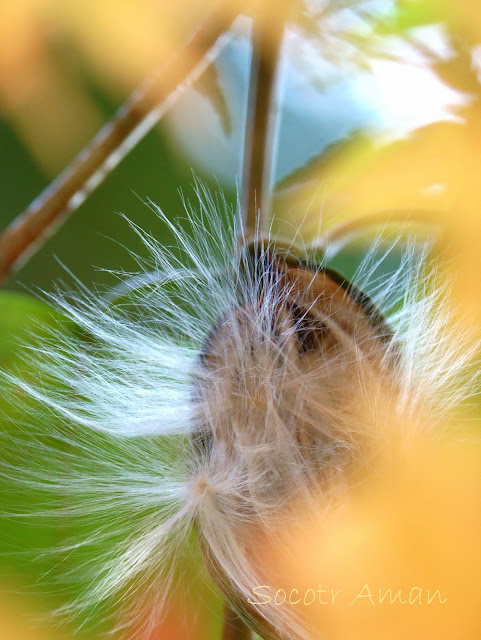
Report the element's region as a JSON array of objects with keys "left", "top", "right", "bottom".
[{"left": 1, "top": 185, "right": 479, "bottom": 638}]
